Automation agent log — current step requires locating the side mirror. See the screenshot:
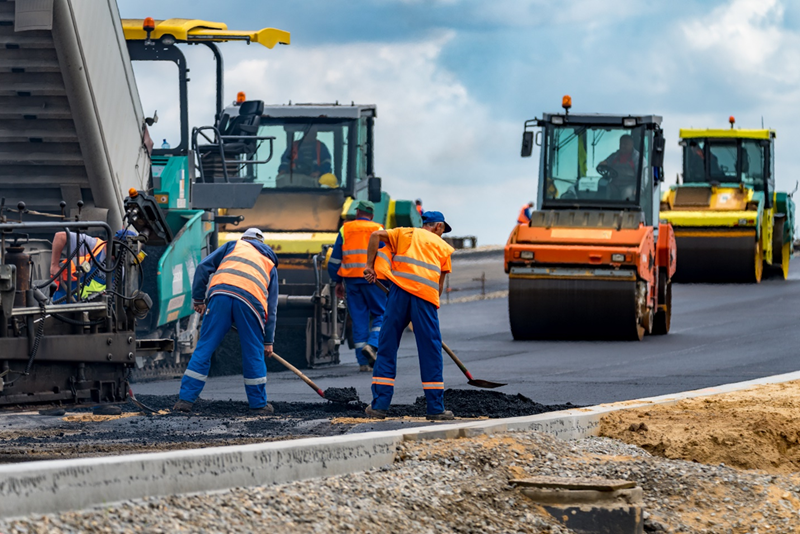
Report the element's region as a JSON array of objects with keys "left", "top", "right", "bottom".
[
  {"left": 368, "top": 176, "right": 382, "bottom": 203},
  {"left": 652, "top": 133, "right": 665, "bottom": 169},
  {"left": 521, "top": 132, "right": 534, "bottom": 158}
]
